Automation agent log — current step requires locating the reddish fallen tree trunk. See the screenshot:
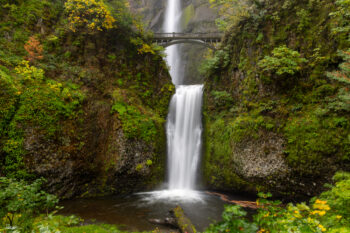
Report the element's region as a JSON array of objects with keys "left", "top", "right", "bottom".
[{"left": 207, "top": 191, "right": 259, "bottom": 209}]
